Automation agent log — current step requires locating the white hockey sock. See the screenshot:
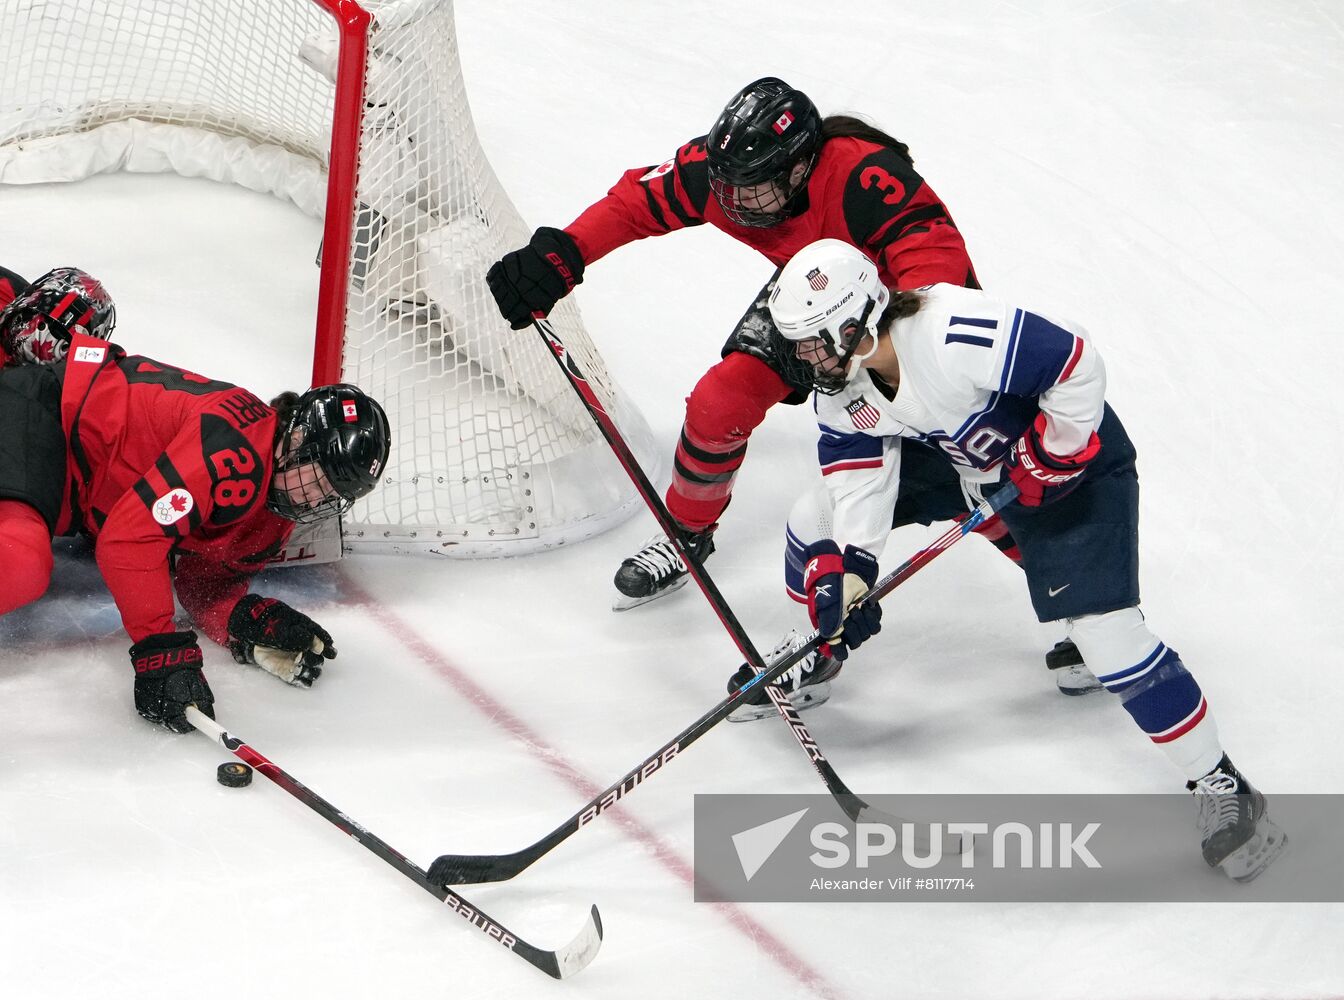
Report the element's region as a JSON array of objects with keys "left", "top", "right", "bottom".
[{"left": 1068, "top": 607, "right": 1223, "bottom": 781}]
